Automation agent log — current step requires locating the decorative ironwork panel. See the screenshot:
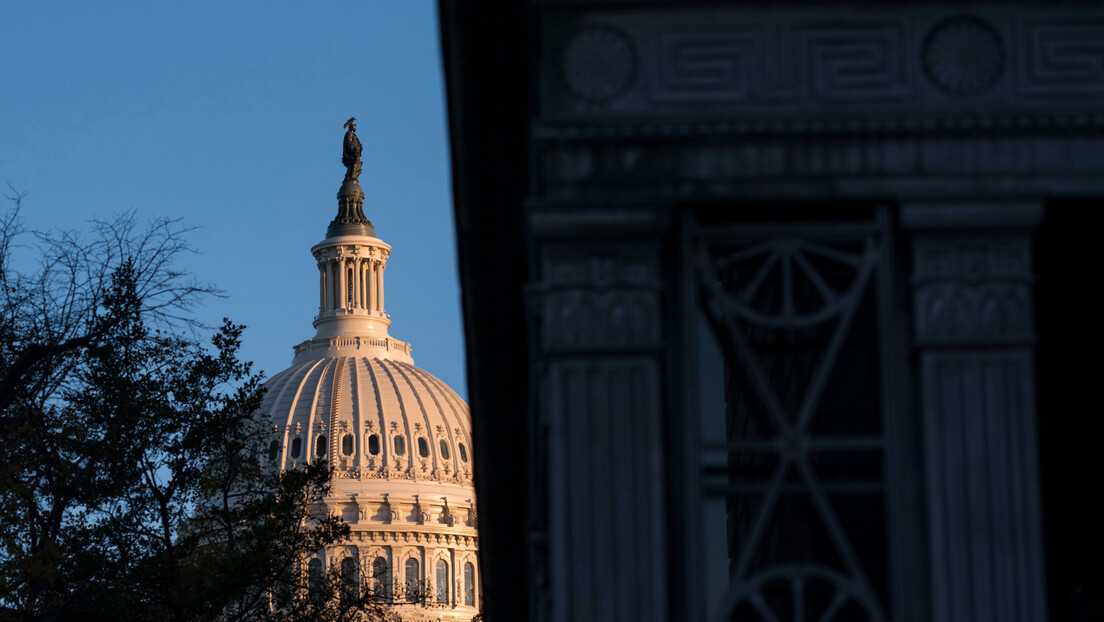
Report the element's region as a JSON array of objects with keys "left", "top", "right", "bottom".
[{"left": 692, "top": 216, "right": 897, "bottom": 622}]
